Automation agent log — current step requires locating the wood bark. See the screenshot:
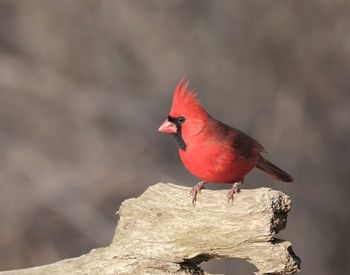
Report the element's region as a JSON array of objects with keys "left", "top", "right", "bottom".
[{"left": 0, "top": 183, "right": 301, "bottom": 274}]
